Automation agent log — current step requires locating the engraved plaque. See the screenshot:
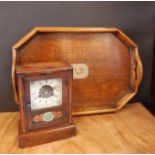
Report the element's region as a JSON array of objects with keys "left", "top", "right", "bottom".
[{"left": 71, "top": 64, "right": 89, "bottom": 79}]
